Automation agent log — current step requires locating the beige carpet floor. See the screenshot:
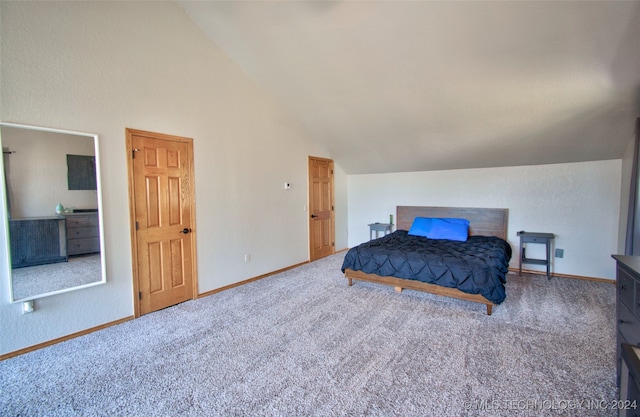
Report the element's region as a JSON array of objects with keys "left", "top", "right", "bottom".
[{"left": 0, "top": 253, "right": 618, "bottom": 416}]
